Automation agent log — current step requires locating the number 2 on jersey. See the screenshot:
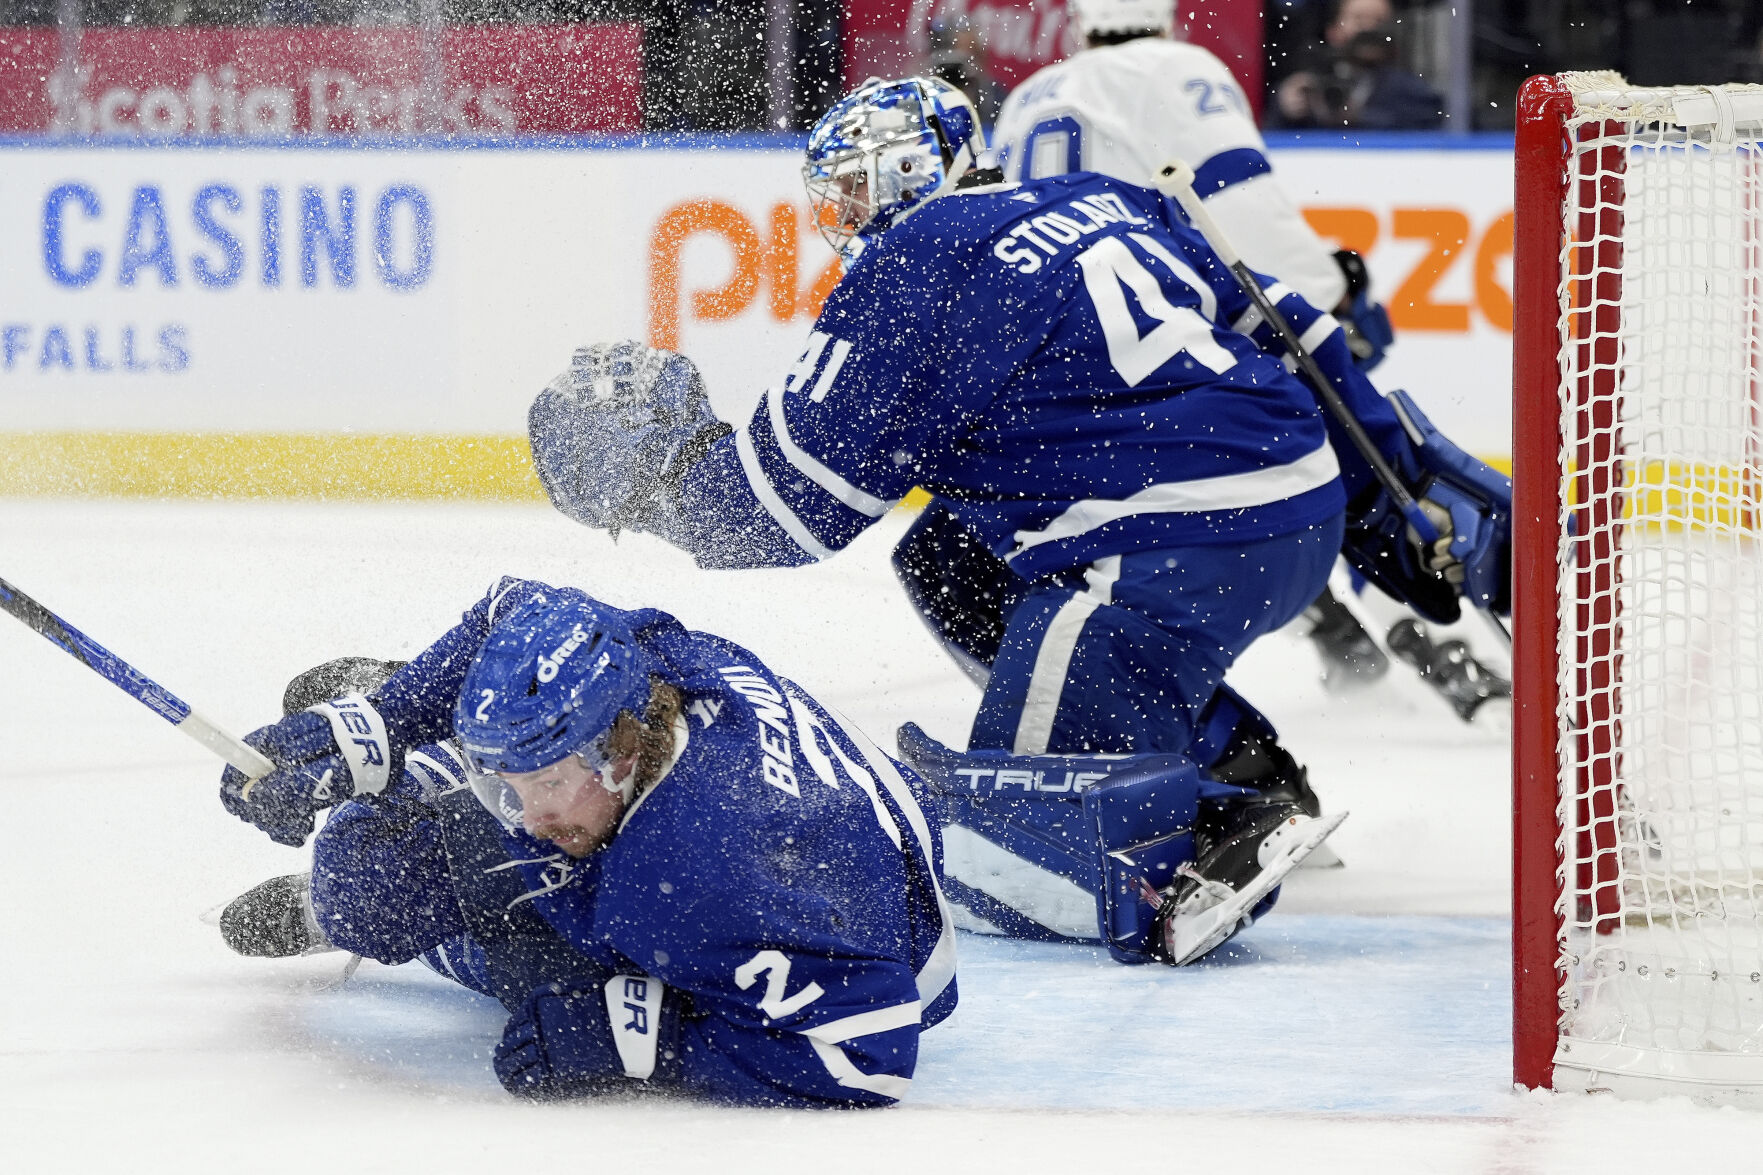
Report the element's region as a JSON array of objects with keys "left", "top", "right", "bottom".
[
  {"left": 1076, "top": 236, "right": 1236, "bottom": 385},
  {"left": 735, "top": 949, "right": 825, "bottom": 1019}
]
